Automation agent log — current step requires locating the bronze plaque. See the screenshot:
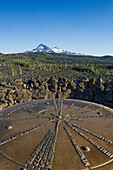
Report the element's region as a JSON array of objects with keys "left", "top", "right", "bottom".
[{"left": 0, "top": 99, "right": 113, "bottom": 169}]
